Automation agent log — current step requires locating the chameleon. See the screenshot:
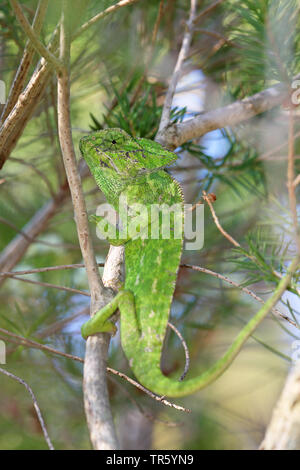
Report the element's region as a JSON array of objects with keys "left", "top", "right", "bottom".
[{"left": 79, "top": 128, "right": 291, "bottom": 398}]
